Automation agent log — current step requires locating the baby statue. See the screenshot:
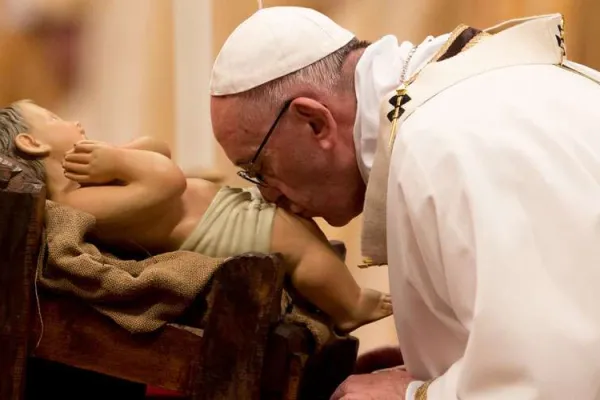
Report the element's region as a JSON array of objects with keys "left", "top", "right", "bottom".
[{"left": 0, "top": 100, "right": 392, "bottom": 333}]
